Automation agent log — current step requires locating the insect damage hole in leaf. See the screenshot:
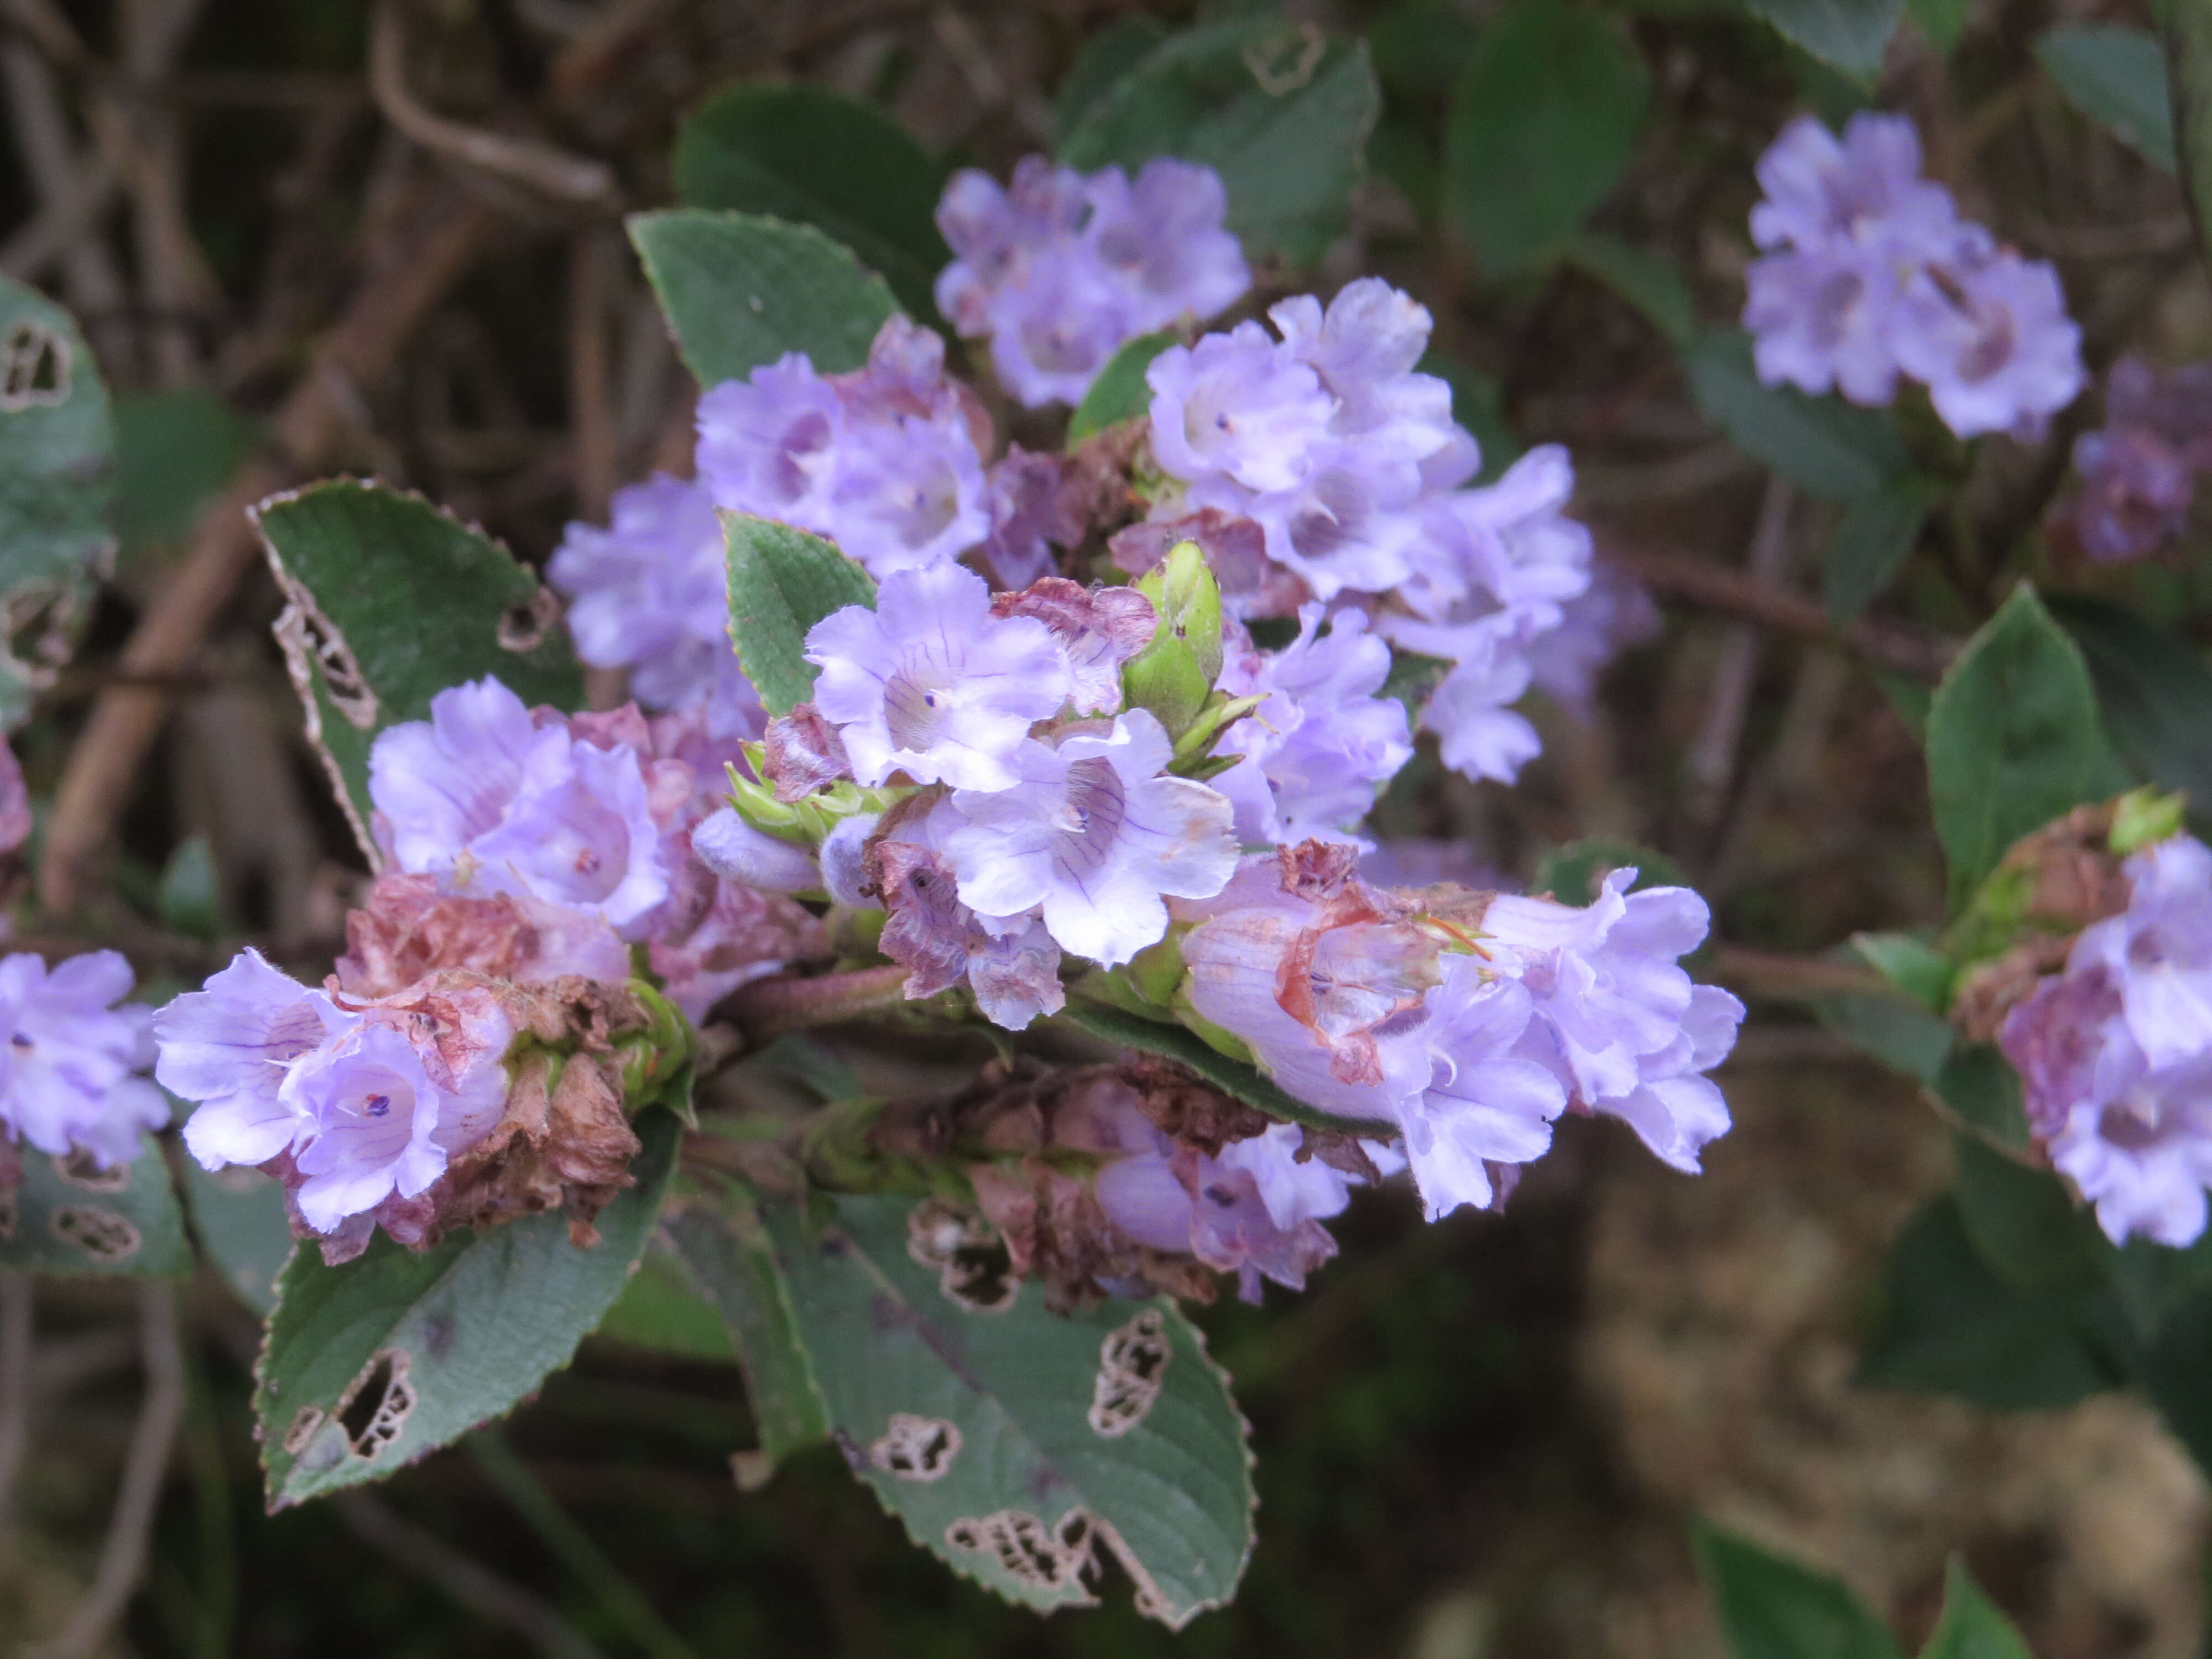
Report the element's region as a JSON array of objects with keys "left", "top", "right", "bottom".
[
  {"left": 1090, "top": 1308, "right": 1171, "bottom": 1438},
  {"left": 1, "top": 320, "right": 70, "bottom": 410},
  {"left": 905, "top": 1198, "right": 1016, "bottom": 1313},
  {"left": 945, "top": 1510, "right": 1094, "bottom": 1595},
  {"left": 50, "top": 1206, "right": 141, "bottom": 1262},
  {"left": 333, "top": 1349, "right": 416, "bottom": 1461},
  {"left": 870, "top": 1413, "right": 963, "bottom": 1481},
  {"left": 57, "top": 1149, "right": 131, "bottom": 1192}
]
